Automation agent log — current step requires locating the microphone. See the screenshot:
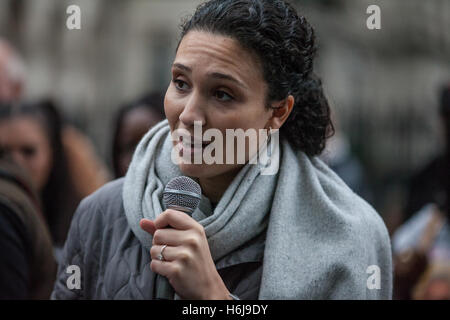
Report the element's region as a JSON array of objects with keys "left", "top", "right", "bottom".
[{"left": 155, "top": 176, "right": 202, "bottom": 300}]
